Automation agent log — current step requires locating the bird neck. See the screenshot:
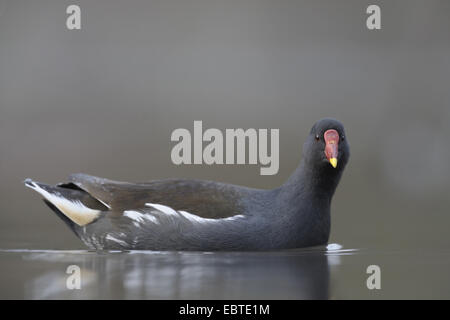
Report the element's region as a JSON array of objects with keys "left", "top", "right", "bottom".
[{"left": 277, "top": 159, "right": 343, "bottom": 206}]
